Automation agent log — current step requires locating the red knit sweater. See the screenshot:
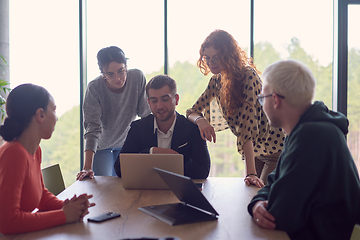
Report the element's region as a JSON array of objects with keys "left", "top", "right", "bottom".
[{"left": 0, "top": 141, "right": 66, "bottom": 235}]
